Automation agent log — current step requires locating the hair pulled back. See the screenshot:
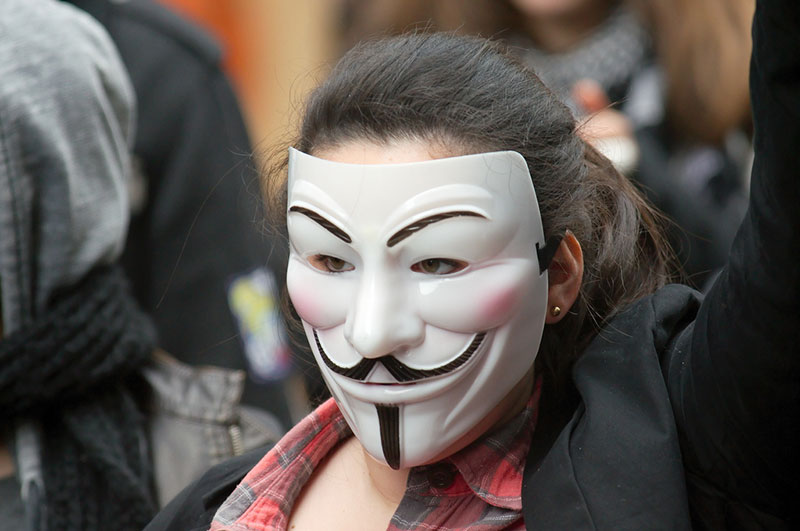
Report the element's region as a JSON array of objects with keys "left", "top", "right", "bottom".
[{"left": 279, "top": 33, "right": 673, "bottom": 390}]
